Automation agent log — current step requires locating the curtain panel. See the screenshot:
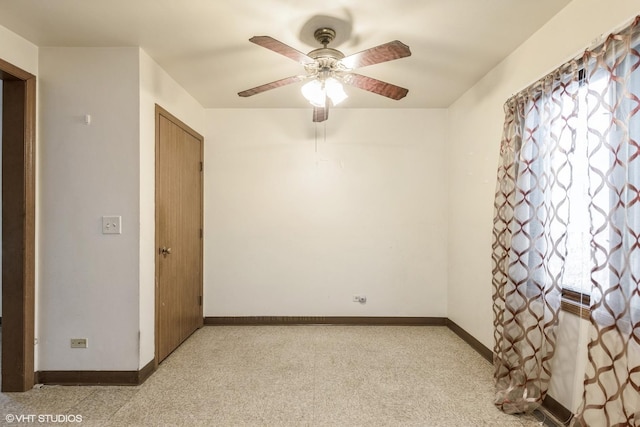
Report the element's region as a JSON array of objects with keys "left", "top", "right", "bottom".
[
  {"left": 493, "top": 15, "right": 640, "bottom": 425},
  {"left": 574, "top": 16, "right": 640, "bottom": 427},
  {"left": 492, "top": 63, "right": 579, "bottom": 414}
]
